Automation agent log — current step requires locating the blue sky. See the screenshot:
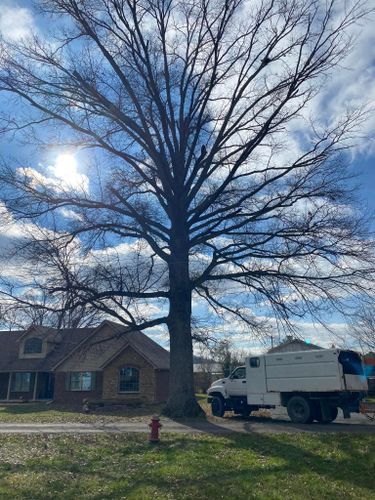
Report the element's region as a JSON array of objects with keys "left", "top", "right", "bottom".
[
  {"left": 0, "top": 0, "right": 374, "bottom": 354},
  {"left": 358, "top": 156, "right": 375, "bottom": 216}
]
